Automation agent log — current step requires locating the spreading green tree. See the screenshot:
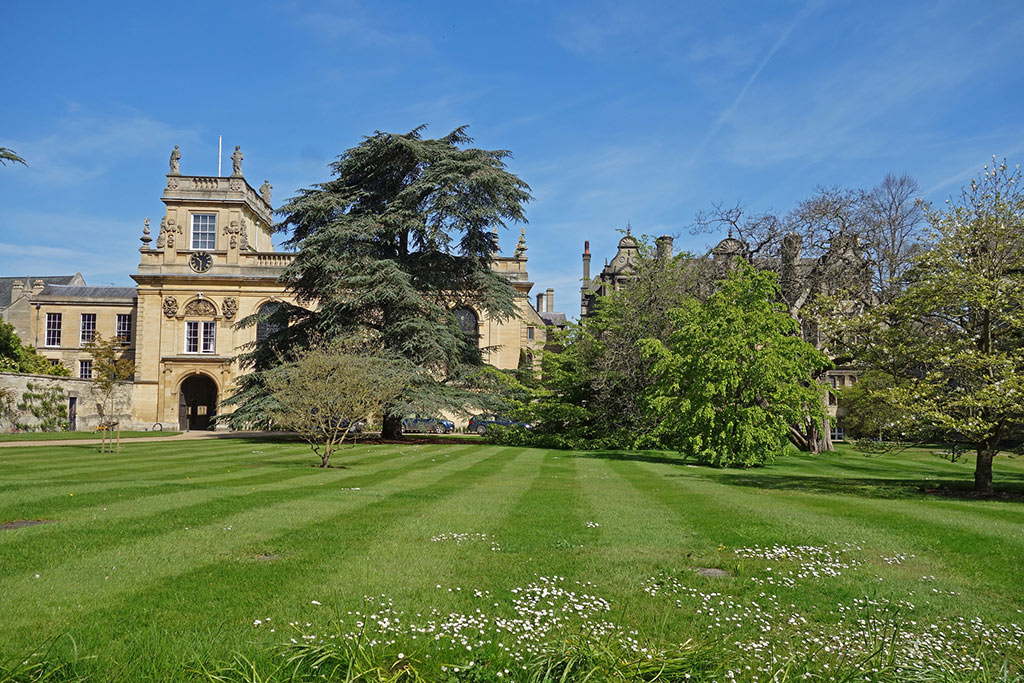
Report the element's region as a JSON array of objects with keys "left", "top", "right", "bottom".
[
  {"left": 642, "top": 264, "right": 830, "bottom": 466},
  {"left": 0, "top": 320, "right": 70, "bottom": 376},
  {"left": 226, "top": 127, "right": 530, "bottom": 437},
  {"left": 849, "top": 160, "right": 1024, "bottom": 492}
]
